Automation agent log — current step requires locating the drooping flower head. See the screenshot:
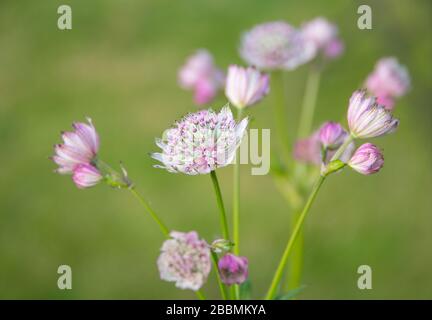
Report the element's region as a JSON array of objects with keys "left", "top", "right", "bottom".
[
  {"left": 225, "top": 65, "right": 270, "bottom": 109},
  {"left": 178, "top": 49, "right": 225, "bottom": 105},
  {"left": 52, "top": 118, "right": 99, "bottom": 174},
  {"left": 365, "top": 57, "right": 410, "bottom": 110},
  {"left": 348, "top": 143, "right": 384, "bottom": 175},
  {"left": 157, "top": 231, "right": 211, "bottom": 291},
  {"left": 72, "top": 163, "right": 103, "bottom": 189},
  {"left": 319, "top": 121, "right": 346, "bottom": 149},
  {"left": 218, "top": 253, "right": 248, "bottom": 286},
  {"left": 347, "top": 90, "right": 399, "bottom": 139},
  {"left": 240, "top": 21, "right": 316, "bottom": 70},
  {"left": 152, "top": 106, "right": 248, "bottom": 175},
  {"left": 301, "top": 17, "right": 344, "bottom": 59}
]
